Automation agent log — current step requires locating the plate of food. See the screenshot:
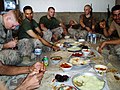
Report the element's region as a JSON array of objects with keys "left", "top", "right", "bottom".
[
  {"left": 71, "top": 52, "right": 83, "bottom": 57},
  {"left": 69, "top": 57, "right": 90, "bottom": 67},
  {"left": 60, "top": 62, "right": 73, "bottom": 71},
  {"left": 55, "top": 73, "right": 70, "bottom": 82},
  {"left": 72, "top": 72, "right": 105, "bottom": 90},
  {"left": 52, "top": 73, "right": 71, "bottom": 90},
  {"left": 69, "top": 42, "right": 82, "bottom": 46},
  {"left": 67, "top": 46, "right": 81, "bottom": 52},
  {"left": 58, "top": 85, "right": 77, "bottom": 90}
]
